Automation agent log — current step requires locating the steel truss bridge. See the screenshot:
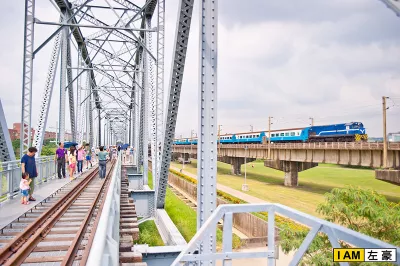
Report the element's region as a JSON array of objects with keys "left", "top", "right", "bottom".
[{"left": 0, "top": 0, "right": 399, "bottom": 265}]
